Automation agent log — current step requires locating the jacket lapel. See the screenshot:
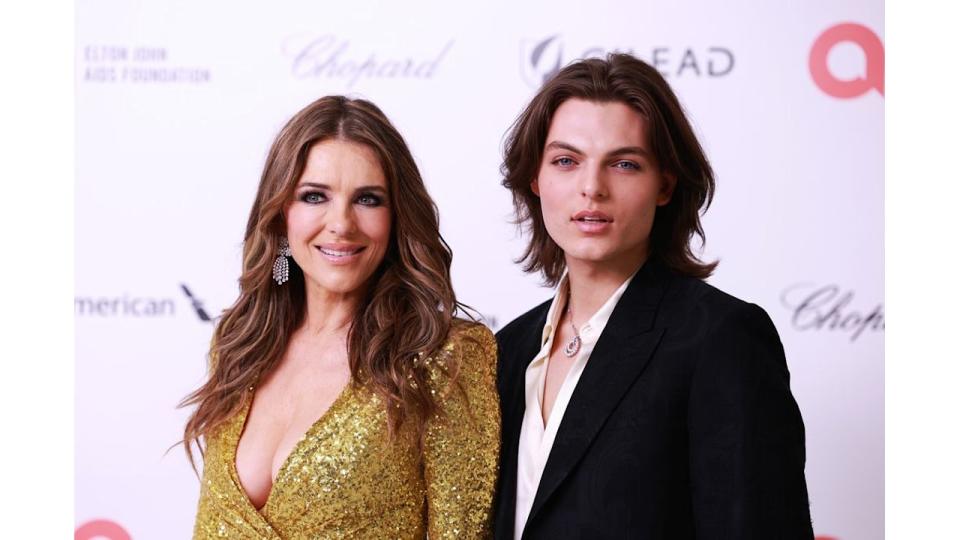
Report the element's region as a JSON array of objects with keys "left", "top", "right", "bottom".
[
  {"left": 523, "top": 262, "right": 669, "bottom": 532},
  {"left": 496, "top": 303, "right": 549, "bottom": 539}
]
